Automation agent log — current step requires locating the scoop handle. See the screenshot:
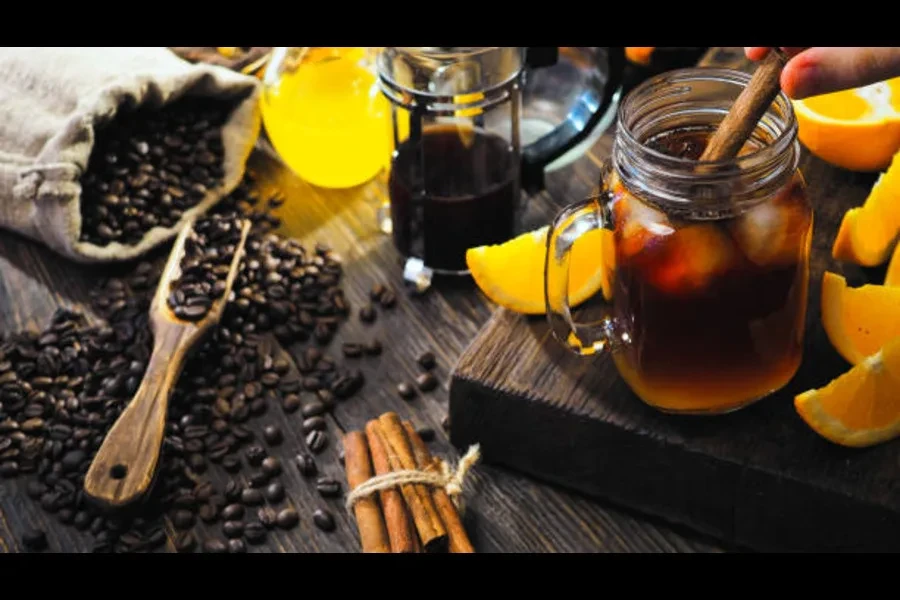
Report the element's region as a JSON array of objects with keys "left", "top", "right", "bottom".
[
  {"left": 83, "top": 325, "right": 193, "bottom": 508},
  {"left": 700, "top": 49, "right": 788, "bottom": 162}
]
